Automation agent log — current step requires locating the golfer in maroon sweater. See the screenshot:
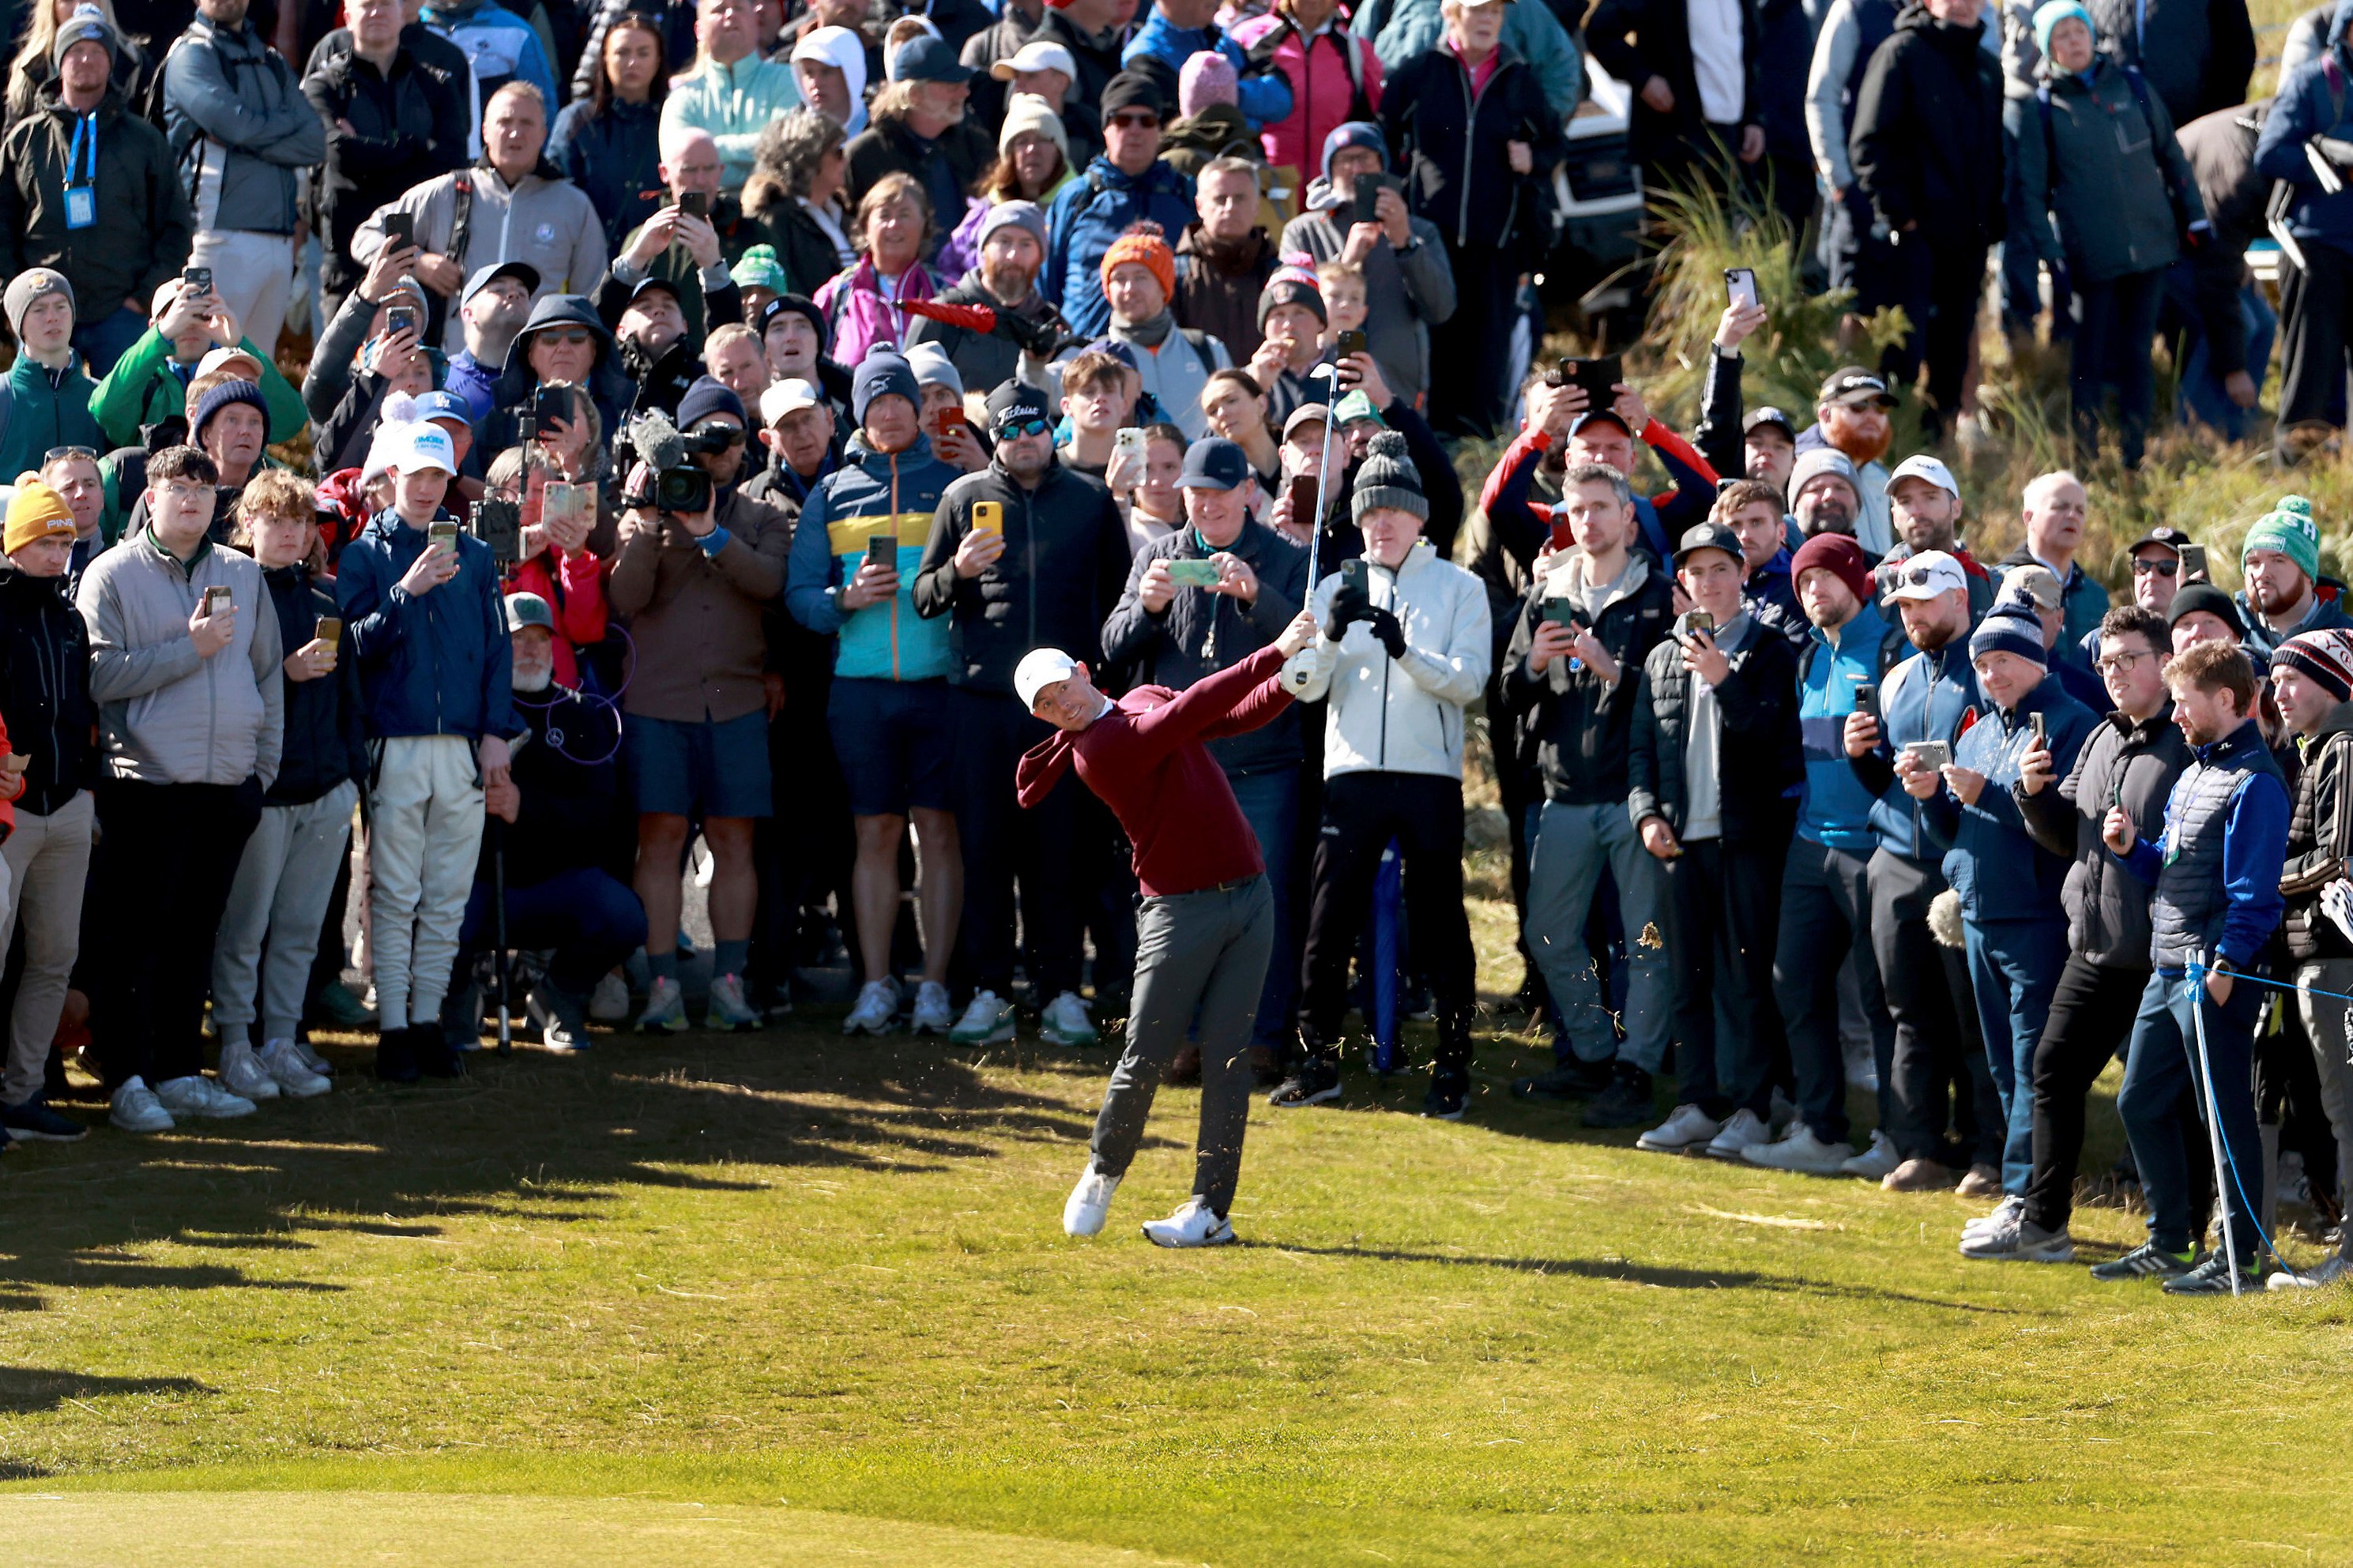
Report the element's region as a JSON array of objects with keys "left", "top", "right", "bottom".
[{"left": 1017, "top": 611, "right": 1320, "bottom": 1248}]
